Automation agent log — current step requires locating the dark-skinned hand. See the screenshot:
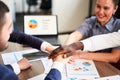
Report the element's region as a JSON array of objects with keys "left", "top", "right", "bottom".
[{"left": 49, "top": 42, "right": 84, "bottom": 59}]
